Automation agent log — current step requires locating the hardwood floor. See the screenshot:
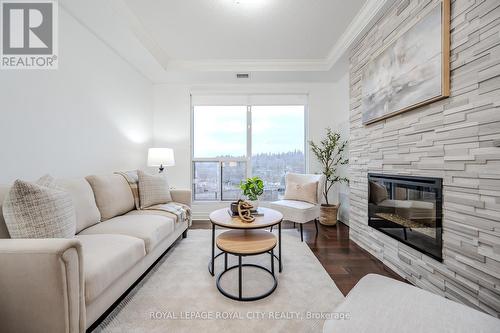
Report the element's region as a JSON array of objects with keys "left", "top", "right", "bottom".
[{"left": 191, "top": 219, "right": 406, "bottom": 296}]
